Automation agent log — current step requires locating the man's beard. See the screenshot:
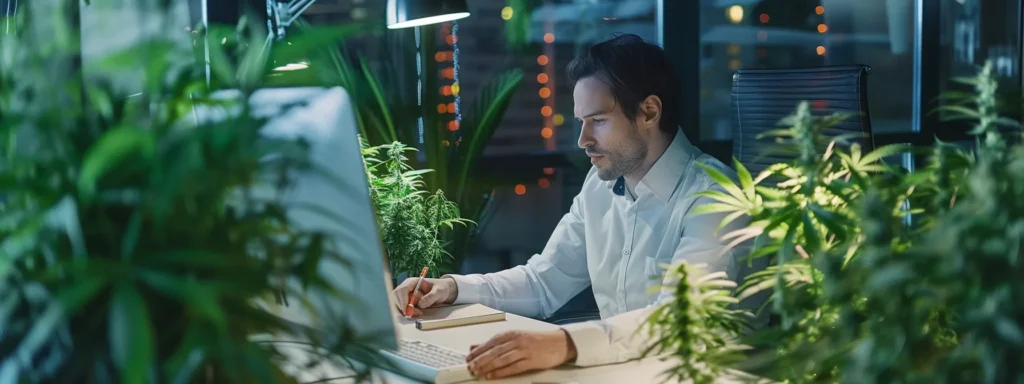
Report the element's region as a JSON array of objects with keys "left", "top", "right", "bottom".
[{"left": 591, "top": 136, "right": 647, "bottom": 181}]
